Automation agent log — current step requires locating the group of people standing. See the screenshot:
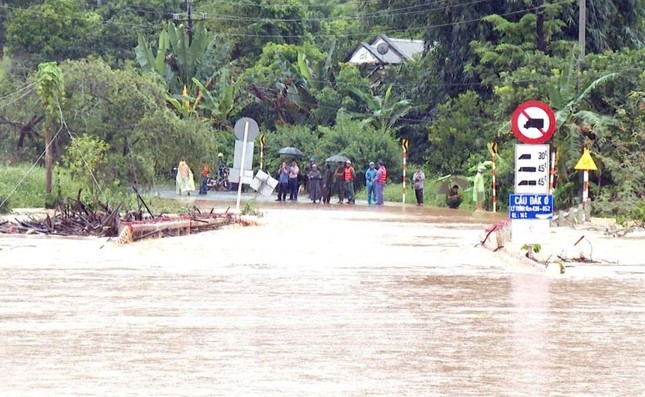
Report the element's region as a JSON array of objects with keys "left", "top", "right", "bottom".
[{"left": 275, "top": 158, "right": 388, "bottom": 205}]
